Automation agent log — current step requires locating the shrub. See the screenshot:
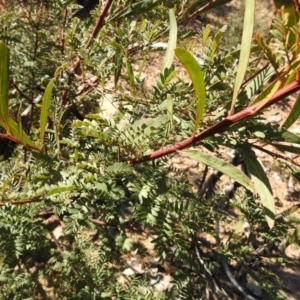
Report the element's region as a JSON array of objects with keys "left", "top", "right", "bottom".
[{"left": 0, "top": 0, "right": 300, "bottom": 298}]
